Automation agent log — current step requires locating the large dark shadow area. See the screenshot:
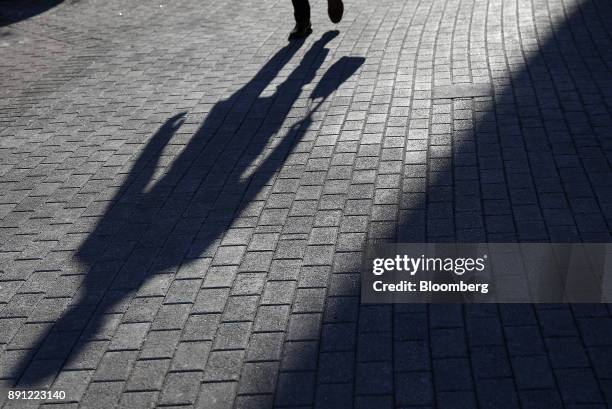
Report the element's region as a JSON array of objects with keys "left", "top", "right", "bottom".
[
  {"left": 7, "top": 31, "right": 366, "bottom": 389},
  {"left": 0, "top": 0, "right": 64, "bottom": 27},
  {"left": 351, "top": 0, "right": 612, "bottom": 407}
]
